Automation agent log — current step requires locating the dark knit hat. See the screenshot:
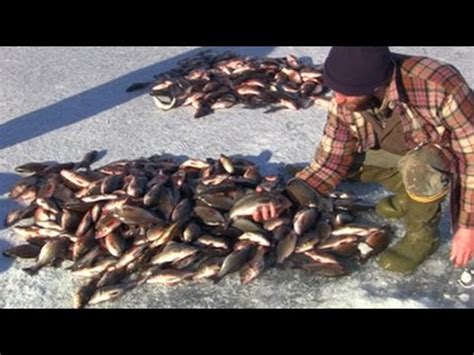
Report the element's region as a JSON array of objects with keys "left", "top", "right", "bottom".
[{"left": 323, "top": 47, "right": 394, "bottom": 96}]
